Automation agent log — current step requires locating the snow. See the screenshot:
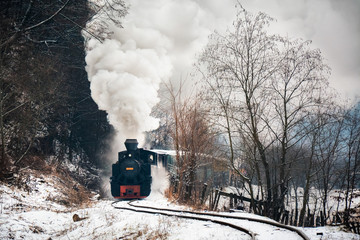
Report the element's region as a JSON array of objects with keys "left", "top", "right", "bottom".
[
  {"left": 302, "top": 226, "right": 359, "bottom": 240},
  {"left": 1, "top": 173, "right": 359, "bottom": 240}
]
